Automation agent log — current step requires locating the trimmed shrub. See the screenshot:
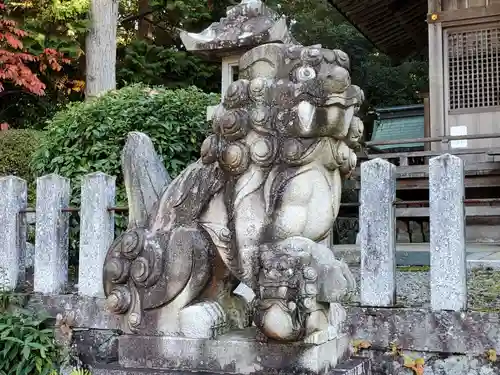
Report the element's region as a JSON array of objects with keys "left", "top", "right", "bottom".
[
  {"left": 0, "top": 129, "right": 42, "bottom": 180},
  {"left": 0, "top": 129, "right": 42, "bottom": 203},
  {"left": 31, "top": 84, "right": 218, "bottom": 184},
  {"left": 31, "top": 84, "right": 219, "bottom": 263}
]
